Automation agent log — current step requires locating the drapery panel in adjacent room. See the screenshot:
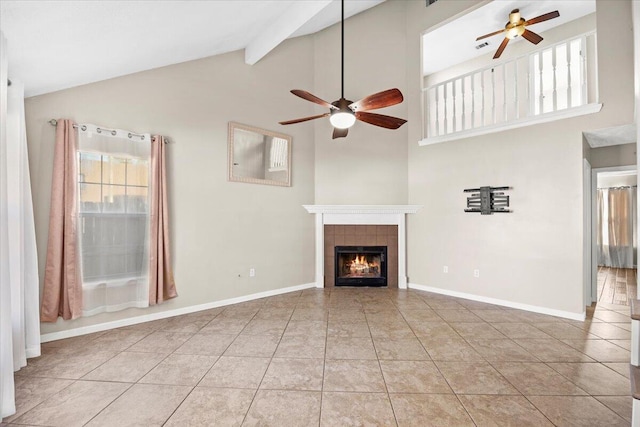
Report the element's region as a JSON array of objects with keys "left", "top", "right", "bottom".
[{"left": 597, "top": 187, "right": 638, "bottom": 269}]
